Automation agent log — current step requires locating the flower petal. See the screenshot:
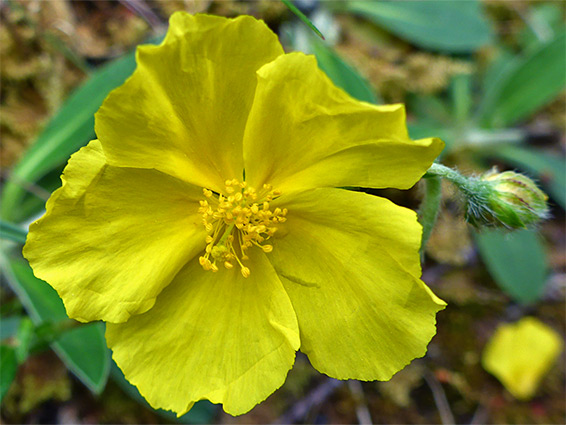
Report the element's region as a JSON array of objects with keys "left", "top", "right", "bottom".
[
  {"left": 244, "top": 52, "right": 443, "bottom": 193},
  {"left": 23, "top": 140, "right": 206, "bottom": 323},
  {"left": 106, "top": 249, "right": 300, "bottom": 416},
  {"left": 95, "top": 13, "right": 284, "bottom": 191},
  {"left": 269, "top": 188, "right": 445, "bottom": 380},
  {"left": 482, "top": 317, "right": 563, "bottom": 400}
]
